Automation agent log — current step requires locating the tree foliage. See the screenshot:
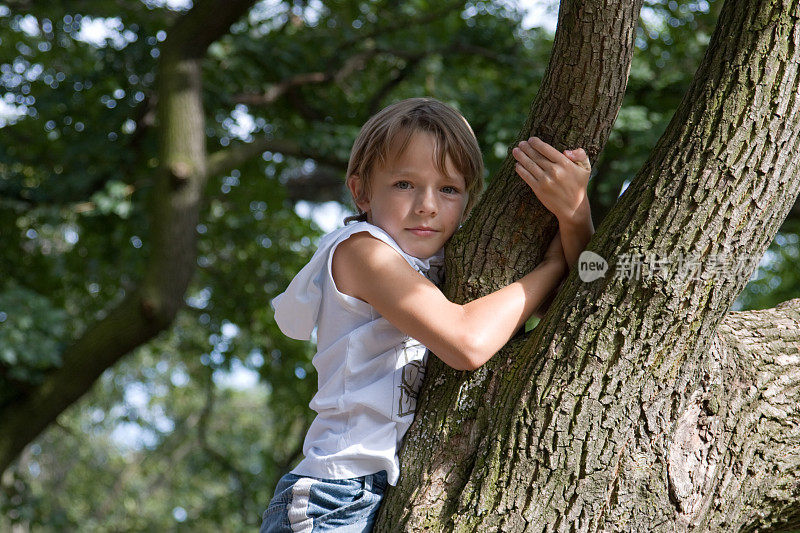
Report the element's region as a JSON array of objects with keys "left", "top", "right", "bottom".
[{"left": 0, "top": 0, "right": 796, "bottom": 530}]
